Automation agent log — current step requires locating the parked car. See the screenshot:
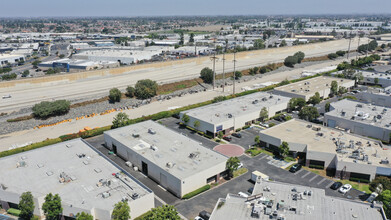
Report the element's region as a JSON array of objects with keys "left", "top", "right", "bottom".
[
  {"left": 366, "top": 192, "right": 379, "bottom": 203},
  {"left": 330, "top": 182, "right": 343, "bottom": 190},
  {"left": 338, "top": 184, "right": 352, "bottom": 194},
  {"left": 194, "top": 217, "right": 204, "bottom": 220},
  {"left": 236, "top": 162, "right": 243, "bottom": 170},
  {"left": 289, "top": 164, "right": 302, "bottom": 173},
  {"left": 223, "top": 136, "right": 232, "bottom": 142},
  {"left": 199, "top": 210, "right": 211, "bottom": 220},
  {"left": 2, "top": 94, "right": 11, "bottom": 99},
  {"left": 238, "top": 192, "right": 249, "bottom": 198},
  {"left": 232, "top": 133, "right": 242, "bottom": 138},
  {"left": 248, "top": 187, "right": 254, "bottom": 194},
  {"left": 259, "top": 122, "right": 269, "bottom": 128}
]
